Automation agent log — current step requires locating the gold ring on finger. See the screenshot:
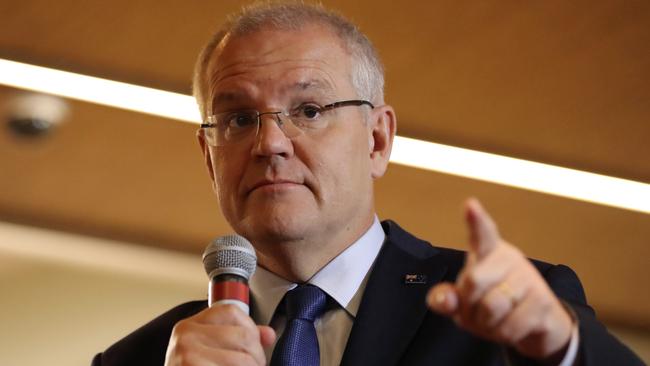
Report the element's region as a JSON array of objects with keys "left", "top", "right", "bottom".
[{"left": 497, "top": 282, "right": 518, "bottom": 307}]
